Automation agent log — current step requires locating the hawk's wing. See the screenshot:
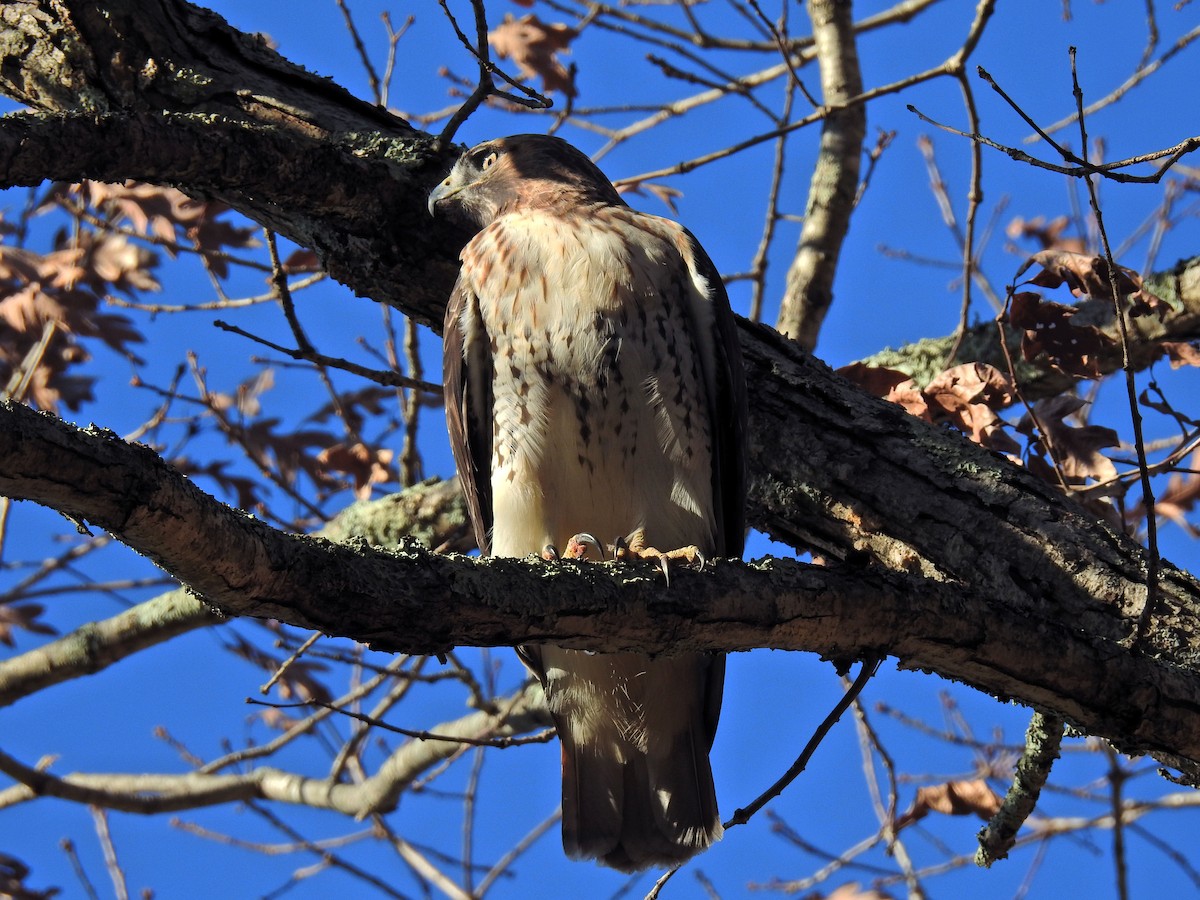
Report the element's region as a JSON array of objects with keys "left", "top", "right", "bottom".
[
  {"left": 678, "top": 226, "right": 747, "bottom": 560},
  {"left": 443, "top": 276, "right": 494, "bottom": 555}
]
